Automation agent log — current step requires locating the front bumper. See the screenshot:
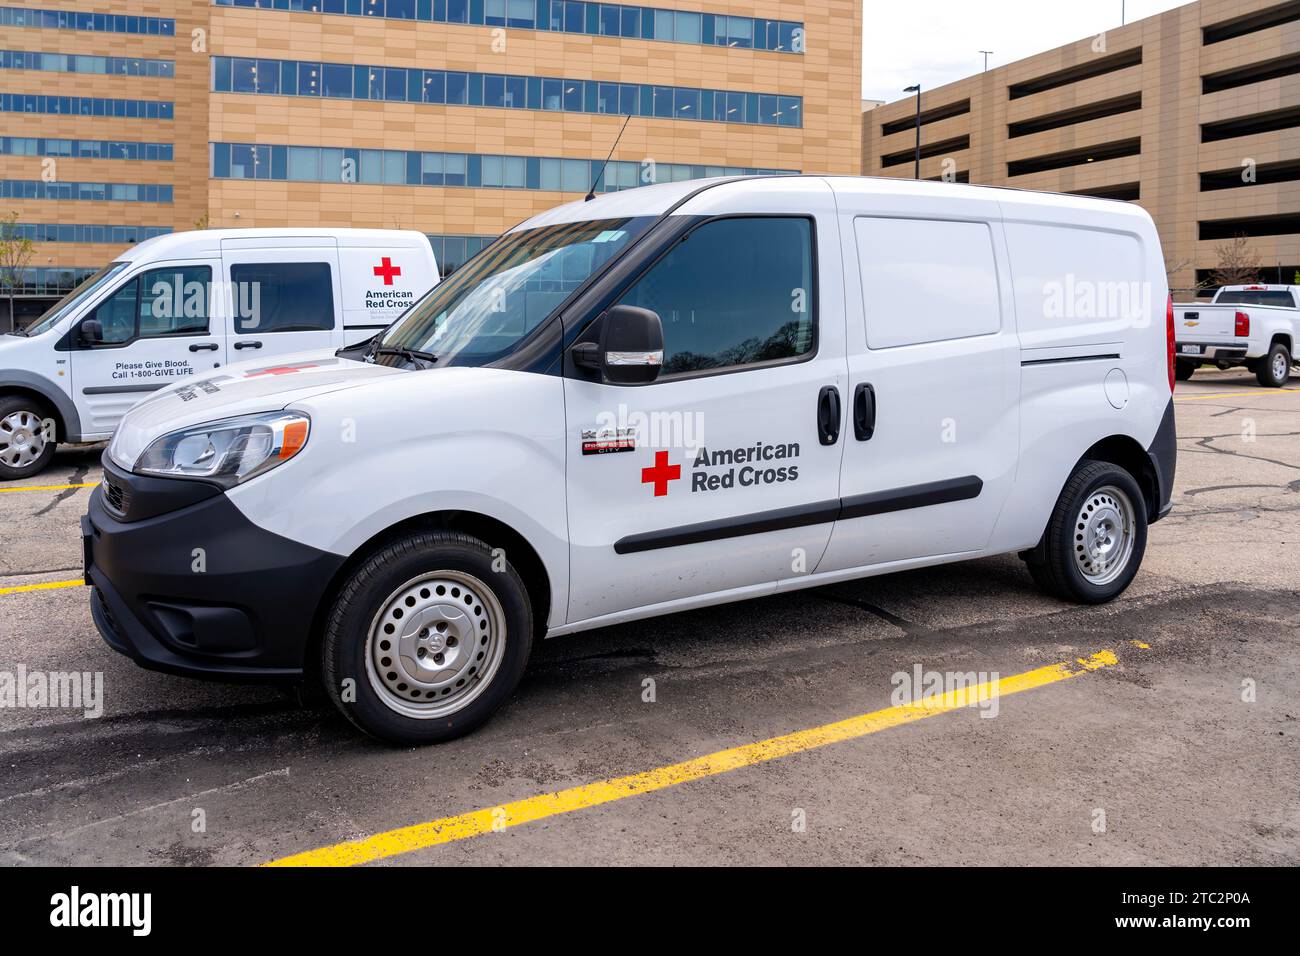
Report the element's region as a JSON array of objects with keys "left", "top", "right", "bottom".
[{"left": 84, "top": 458, "right": 345, "bottom": 682}]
